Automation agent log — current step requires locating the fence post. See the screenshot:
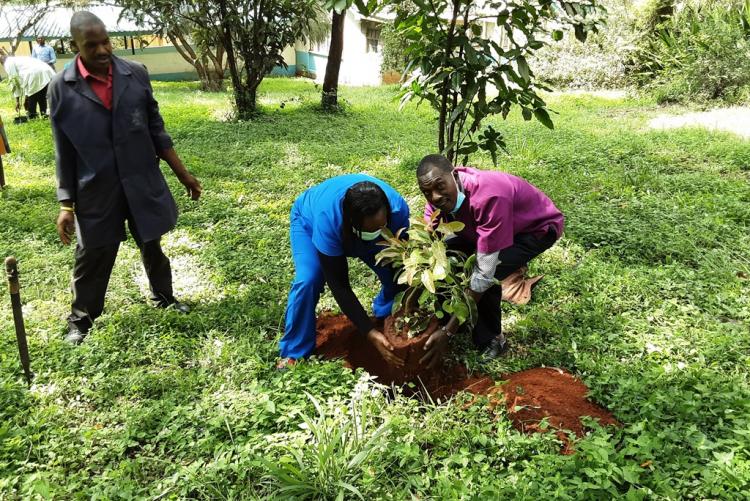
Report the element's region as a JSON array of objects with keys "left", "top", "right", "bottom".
[{"left": 5, "top": 257, "right": 32, "bottom": 385}]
